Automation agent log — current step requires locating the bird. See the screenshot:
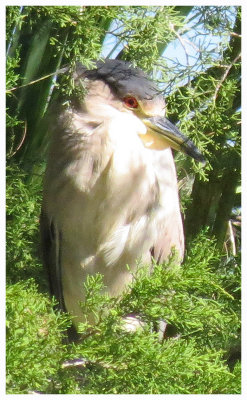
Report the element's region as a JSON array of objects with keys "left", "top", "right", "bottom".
[{"left": 40, "top": 59, "right": 204, "bottom": 330}]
